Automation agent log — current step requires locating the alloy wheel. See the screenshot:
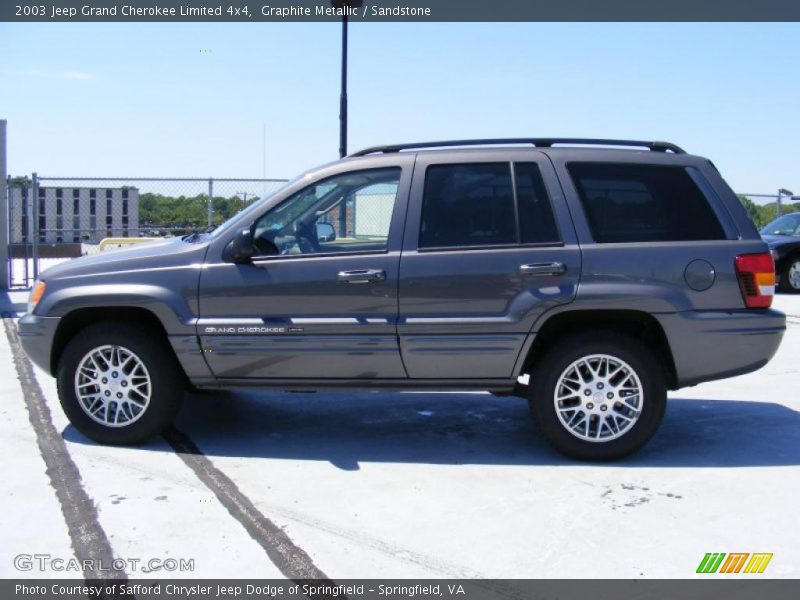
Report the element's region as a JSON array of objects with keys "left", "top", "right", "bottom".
[
  {"left": 789, "top": 260, "right": 800, "bottom": 290},
  {"left": 553, "top": 353, "right": 644, "bottom": 442},
  {"left": 74, "top": 345, "right": 152, "bottom": 427}
]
